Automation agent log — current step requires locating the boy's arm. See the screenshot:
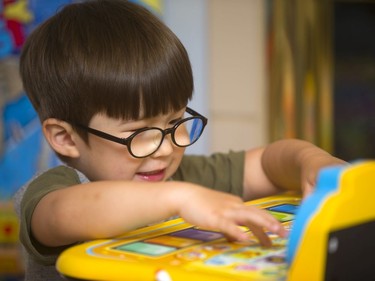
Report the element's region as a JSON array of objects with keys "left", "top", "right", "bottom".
[
  {"left": 31, "top": 180, "right": 286, "bottom": 249},
  {"left": 31, "top": 181, "right": 182, "bottom": 247},
  {"left": 242, "top": 139, "right": 347, "bottom": 200}
]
